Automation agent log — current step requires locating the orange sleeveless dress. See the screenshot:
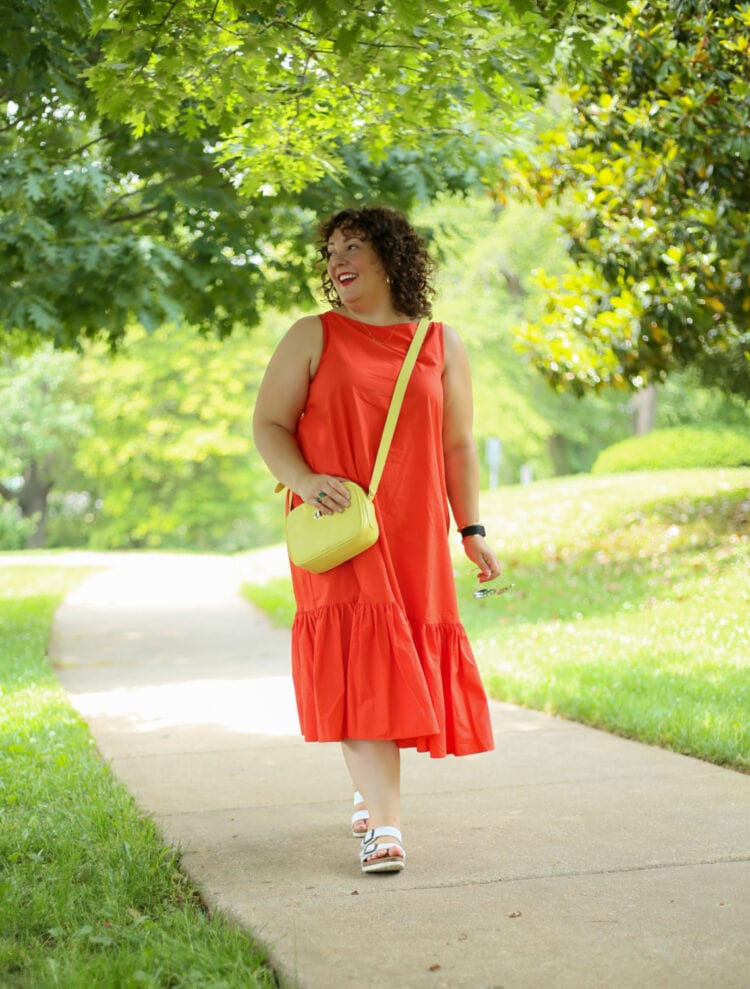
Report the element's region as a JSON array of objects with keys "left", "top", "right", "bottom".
[{"left": 289, "top": 310, "right": 494, "bottom": 758}]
